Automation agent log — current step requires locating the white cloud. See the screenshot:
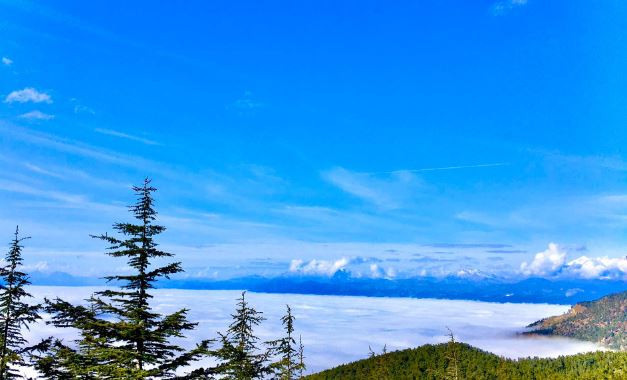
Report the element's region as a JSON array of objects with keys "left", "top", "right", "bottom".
[
  {"left": 289, "top": 257, "right": 349, "bottom": 276},
  {"left": 492, "top": 0, "right": 528, "bottom": 15},
  {"left": 565, "top": 256, "right": 627, "bottom": 280},
  {"left": 2, "top": 57, "right": 12, "bottom": 66},
  {"left": 520, "top": 243, "right": 567, "bottom": 277},
  {"left": 370, "top": 264, "right": 383, "bottom": 278},
  {"left": 19, "top": 110, "right": 55, "bottom": 120},
  {"left": 520, "top": 243, "right": 627, "bottom": 280},
  {"left": 4, "top": 88, "right": 52, "bottom": 104},
  {"left": 369, "top": 264, "right": 396, "bottom": 279}
]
